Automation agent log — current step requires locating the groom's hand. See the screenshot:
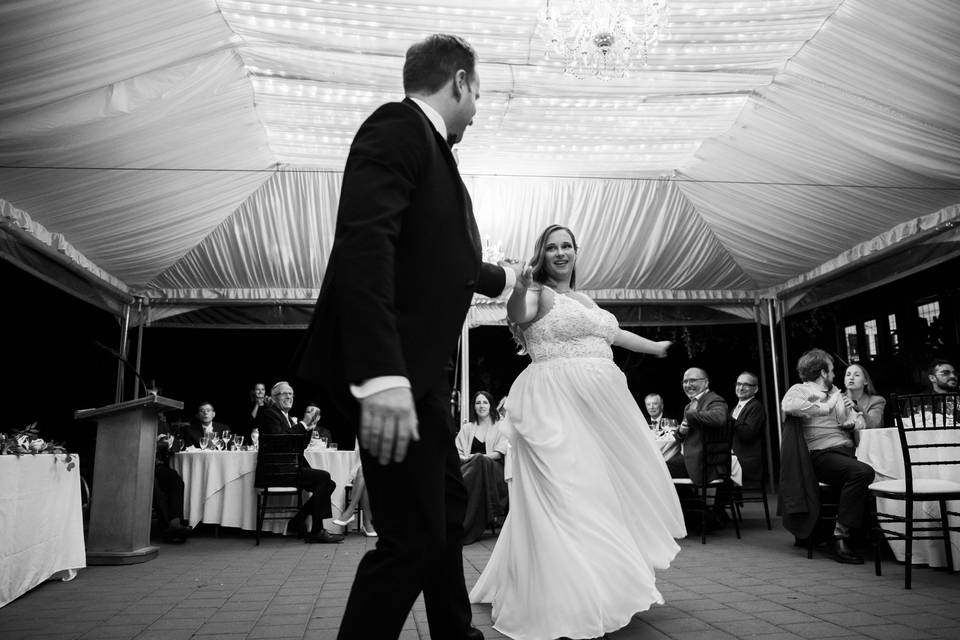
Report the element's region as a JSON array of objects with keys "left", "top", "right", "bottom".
[{"left": 360, "top": 387, "right": 420, "bottom": 465}]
